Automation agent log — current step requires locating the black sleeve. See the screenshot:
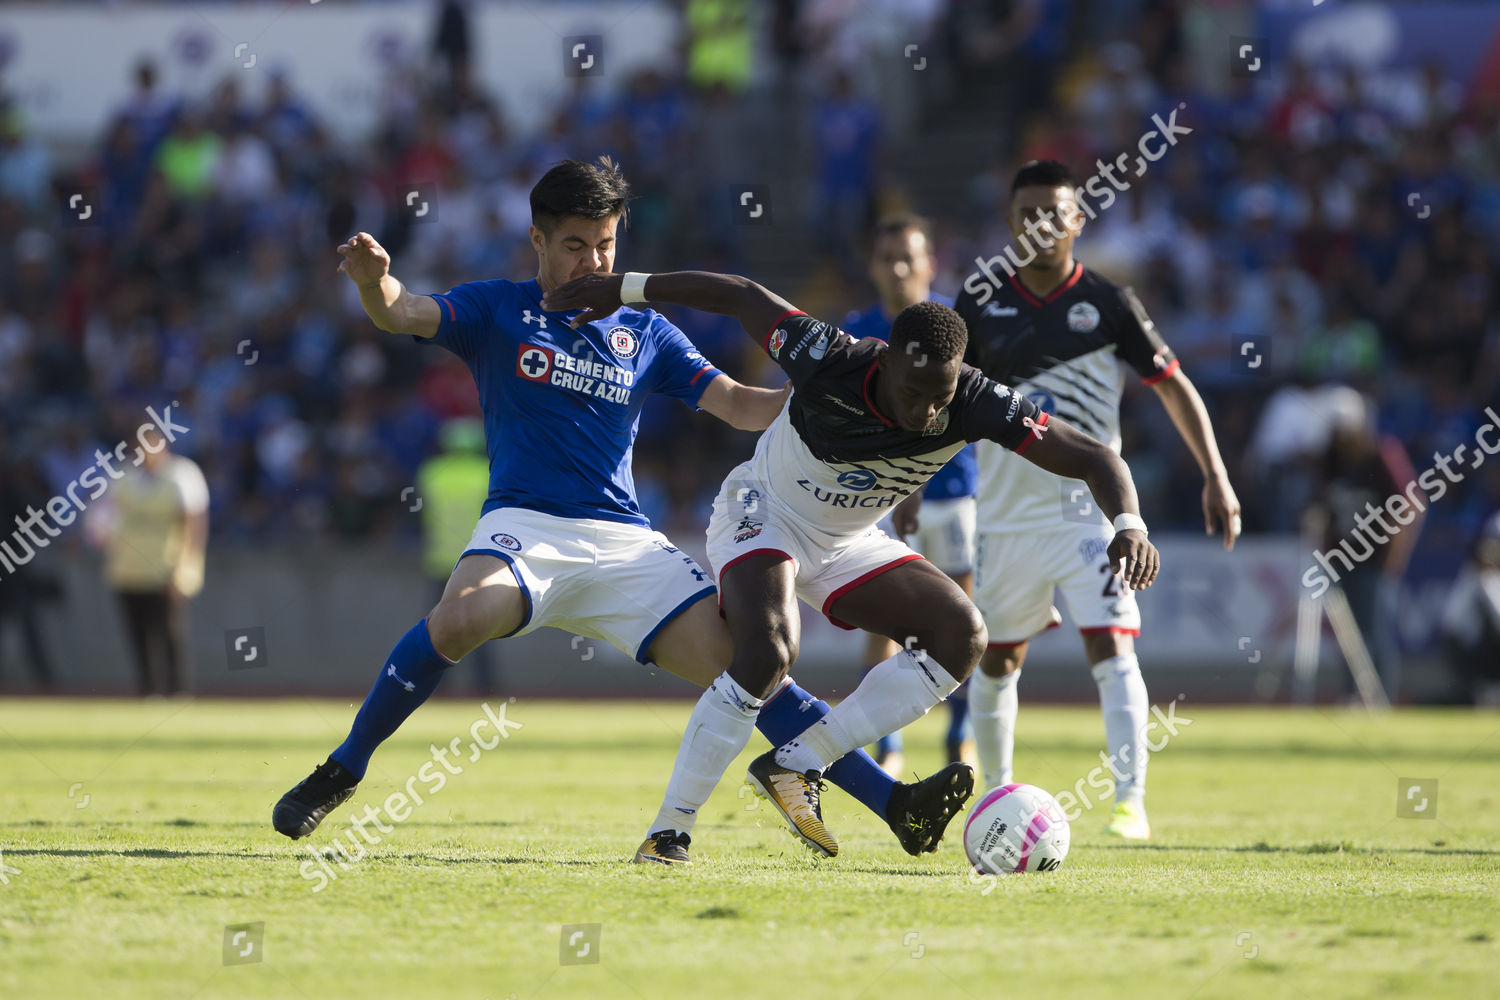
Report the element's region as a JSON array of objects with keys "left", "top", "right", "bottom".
[
  {"left": 953, "top": 285, "right": 982, "bottom": 367},
  {"left": 762, "top": 311, "right": 849, "bottom": 388},
  {"left": 953, "top": 367, "right": 1044, "bottom": 450},
  {"left": 1113, "top": 285, "right": 1178, "bottom": 382}
]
